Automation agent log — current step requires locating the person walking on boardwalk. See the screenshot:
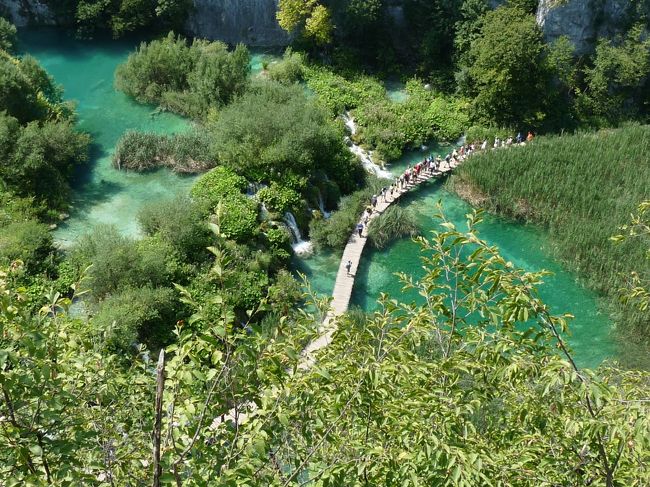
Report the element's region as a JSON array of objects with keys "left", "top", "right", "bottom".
[
  {"left": 345, "top": 259, "right": 352, "bottom": 276},
  {"left": 356, "top": 223, "right": 364, "bottom": 237},
  {"left": 371, "top": 194, "right": 378, "bottom": 208}
]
